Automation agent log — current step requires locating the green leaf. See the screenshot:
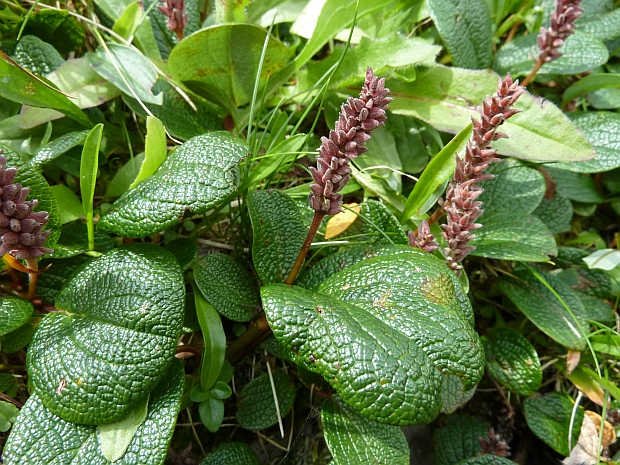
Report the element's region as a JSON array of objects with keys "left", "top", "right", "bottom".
[
  {"left": 433, "top": 413, "right": 490, "bottom": 465},
  {"left": 494, "top": 31, "right": 608, "bottom": 76},
  {"left": 441, "top": 374, "right": 476, "bottom": 414},
  {"left": 500, "top": 269, "right": 590, "bottom": 350},
  {"left": 351, "top": 166, "right": 407, "bottom": 213},
  {"left": 482, "top": 327, "right": 542, "bottom": 396},
  {"left": 590, "top": 334, "right": 620, "bottom": 357},
  {"left": 194, "top": 253, "right": 260, "bottom": 322},
  {"left": 36, "top": 255, "right": 92, "bottom": 304},
  {"left": 0, "top": 297, "right": 33, "bottom": 337},
  {"left": 104, "top": 152, "right": 144, "bottom": 199},
  {"left": 553, "top": 112, "right": 620, "bottom": 173},
  {"left": 0, "top": 53, "right": 91, "bottom": 127},
  {"left": 261, "top": 247, "right": 484, "bottom": 425},
  {"left": 199, "top": 397, "right": 224, "bottom": 432},
  {"left": 533, "top": 195, "right": 574, "bottom": 235},
  {"left": 3, "top": 359, "right": 184, "bottom": 464},
  {"left": 49, "top": 222, "right": 114, "bottom": 259},
  {"left": 332, "top": 200, "right": 408, "bottom": 244},
  {"left": 210, "top": 380, "right": 232, "bottom": 400},
  {"left": 12, "top": 35, "right": 64, "bottom": 76},
  {"left": 168, "top": 24, "right": 289, "bottom": 113},
  {"left": 0, "top": 143, "right": 61, "bottom": 248},
  {"left": 2, "top": 322, "right": 34, "bottom": 354},
  {"left": 32, "top": 130, "right": 90, "bottom": 167},
  {"left": 80, "top": 124, "right": 103, "bottom": 251},
  {"left": 524, "top": 392, "right": 583, "bottom": 456},
  {"left": 322, "top": 397, "right": 409, "bottom": 465},
  {"left": 194, "top": 292, "right": 226, "bottom": 392},
  {"left": 401, "top": 124, "right": 471, "bottom": 221},
  {"left": 98, "top": 132, "right": 248, "bottom": 237},
  {"left": 27, "top": 244, "right": 185, "bottom": 424},
  {"left": 236, "top": 372, "right": 295, "bottom": 430},
  {"left": 200, "top": 442, "right": 260, "bottom": 465},
  {"left": 456, "top": 457, "right": 516, "bottom": 465},
  {"left": 248, "top": 190, "right": 307, "bottom": 284},
  {"left": 20, "top": 10, "right": 85, "bottom": 54},
  {"left": 98, "top": 395, "right": 149, "bottom": 462},
  {"left": 388, "top": 66, "right": 596, "bottom": 163},
  {"left": 0, "top": 401, "right": 19, "bottom": 433},
  {"left": 51, "top": 184, "right": 84, "bottom": 224},
  {"left": 130, "top": 116, "right": 167, "bottom": 188},
  {"left": 577, "top": 7, "right": 620, "bottom": 42},
  {"left": 427, "top": 0, "right": 493, "bottom": 69},
  {"left": 163, "top": 237, "right": 197, "bottom": 271},
  {"left": 113, "top": 2, "right": 142, "bottom": 40},
  {"left": 87, "top": 44, "right": 162, "bottom": 105},
  {"left": 296, "top": 245, "right": 372, "bottom": 291},
  {"left": 0, "top": 374, "right": 18, "bottom": 395},
  {"left": 562, "top": 74, "right": 620, "bottom": 108},
  {"left": 545, "top": 166, "right": 604, "bottom": 203}
]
